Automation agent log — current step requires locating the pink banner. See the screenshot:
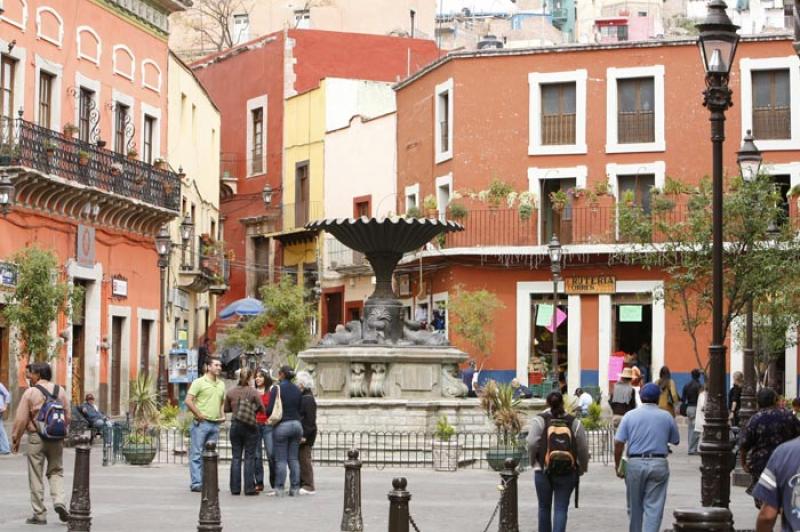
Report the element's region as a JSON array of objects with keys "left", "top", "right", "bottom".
[
  {"left": 608, "top": 356, "right": 625, "bottom": 382},
  {"left": 545, "top": 308, "right": 567, "bottom": 333}
]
